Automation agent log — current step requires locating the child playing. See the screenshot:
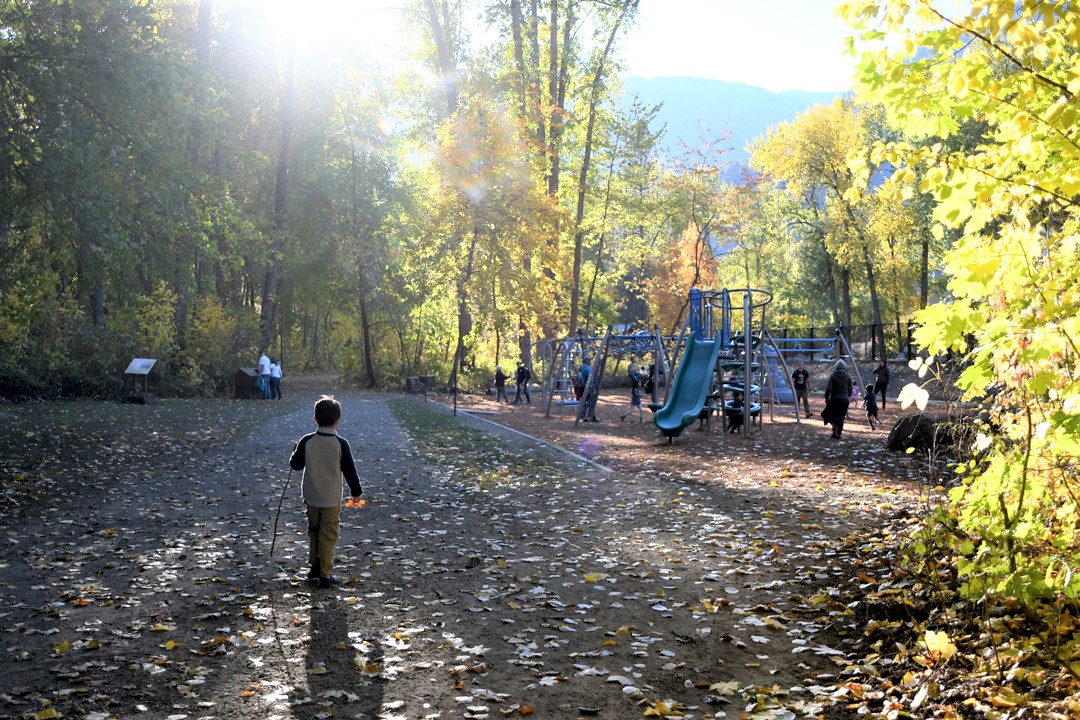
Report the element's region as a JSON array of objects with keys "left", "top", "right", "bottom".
[
  {"left": 620, "top": 362, "right": 645, "bottom": 422},
  {"left": 727, "top": 392, "right": 745, "bottom": 433},
  {"left": 289, "top": 395, "right": 364, "bottom": 589},
  {"left": 494, "top": 365, "right": 510, "bottom": 403},
  {"left": 864, "top": 384, "right": 879, "bottom": 430}
]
